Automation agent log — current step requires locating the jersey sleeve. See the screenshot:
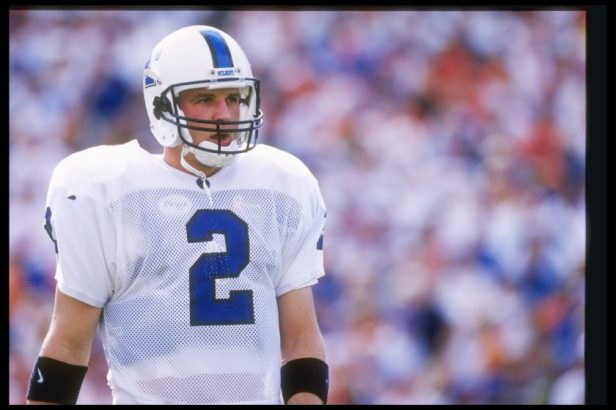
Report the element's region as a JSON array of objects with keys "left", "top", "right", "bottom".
[
  {"left": 275, "top": 174, "right": 327, "bottom": 297},
  {"left": 44, "top": 157, "right": 117, "bottom": 308}
]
